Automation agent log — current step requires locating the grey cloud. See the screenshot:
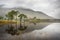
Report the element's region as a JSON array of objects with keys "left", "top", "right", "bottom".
[{"left": 0, "top": 0, "right": 60, "bottom": 19}]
